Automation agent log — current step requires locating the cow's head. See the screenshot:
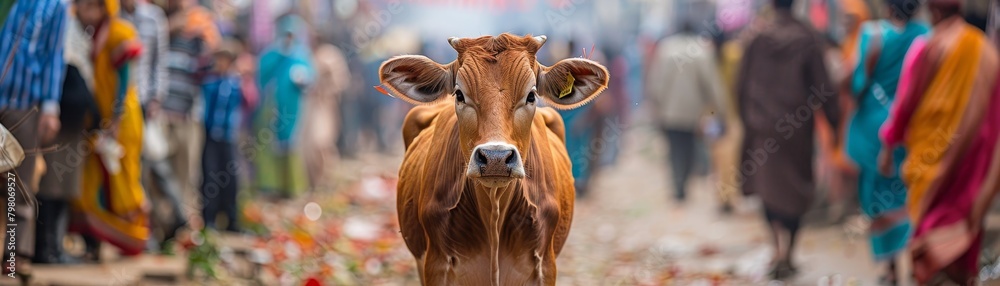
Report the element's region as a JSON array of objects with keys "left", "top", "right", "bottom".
[{"left": 379, "top": 34, "right": 609, "bottom": 188}]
